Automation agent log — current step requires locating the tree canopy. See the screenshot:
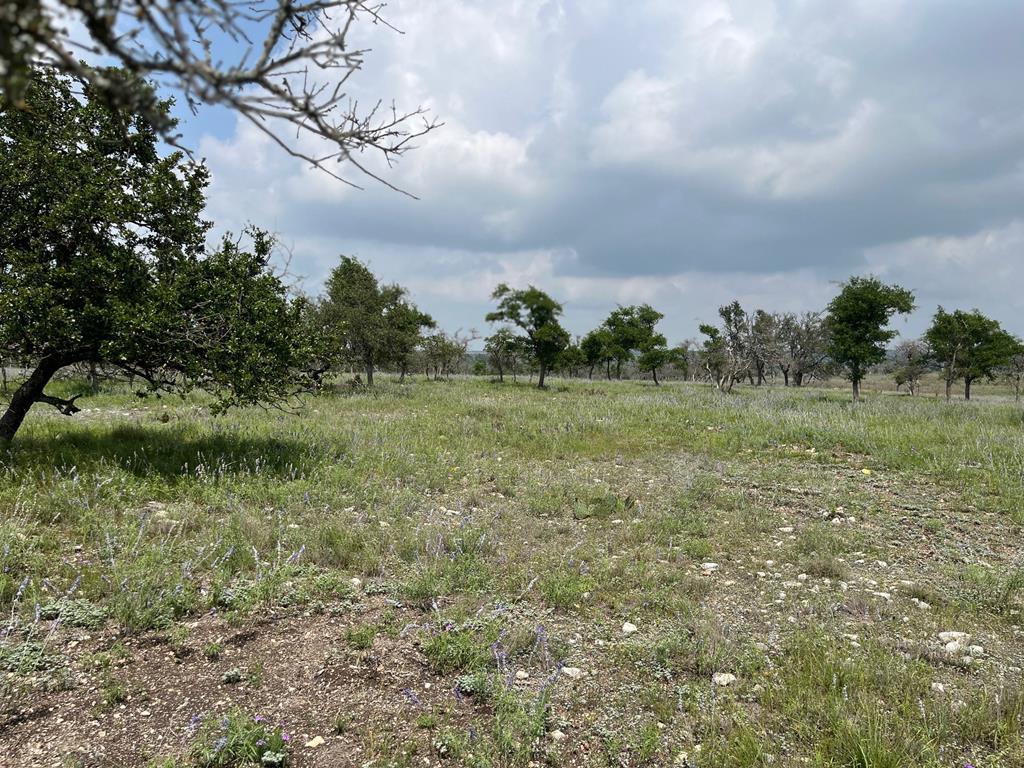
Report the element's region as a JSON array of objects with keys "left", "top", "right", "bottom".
[
  {"left": 0, "top": 69, "right": 308, "bottom": 443},
  {"left": 925, "top": 308, "right": 1018, "bottom": 400},
  {"left": 317, "top": 256, "right": 433, "bottom": 386},
  {"left": 825, "top": 277, "right": 915, "bottom": 400},
  {"left": 485, "top": 285, "right": 569, "bottom": 389}
]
